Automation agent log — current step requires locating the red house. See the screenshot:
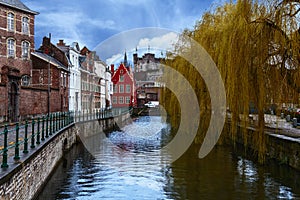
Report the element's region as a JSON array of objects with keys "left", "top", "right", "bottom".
[{"left": 111, "top": 63, "right": 136, "bottom": 108}]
